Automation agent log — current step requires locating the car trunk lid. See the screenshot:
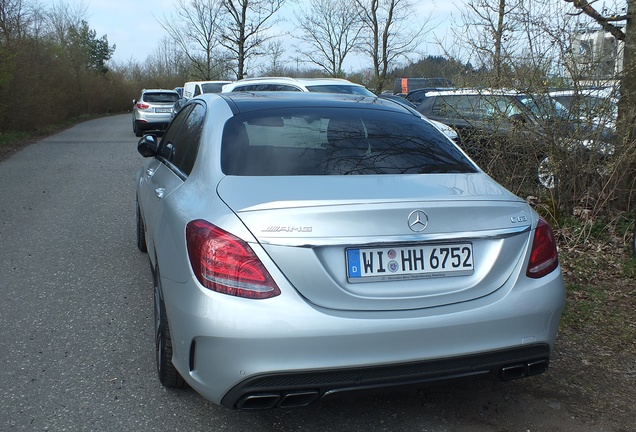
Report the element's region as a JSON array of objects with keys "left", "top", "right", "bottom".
[{"left": 217, "top": 174, "right": 533, "bottom": 311}]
